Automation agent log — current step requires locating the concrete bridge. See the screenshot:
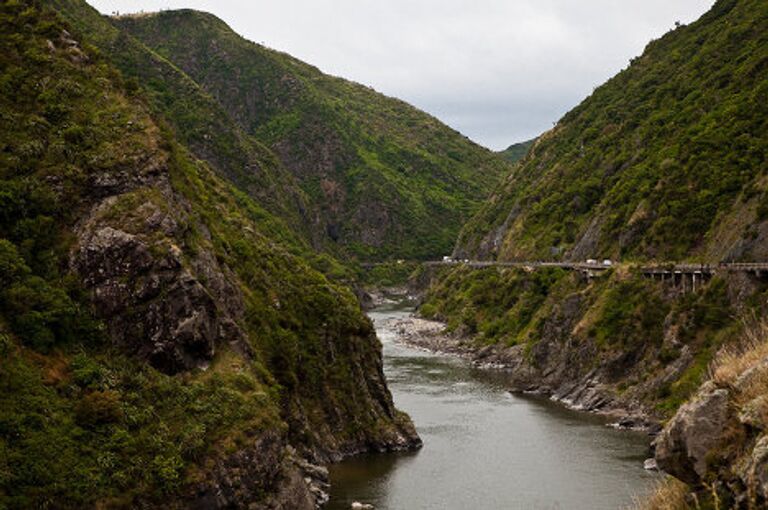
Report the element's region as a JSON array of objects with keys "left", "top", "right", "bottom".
[
  {"left": 638, "top": 263, "right": 768, "bottom": 292},
  {"left": 417, "top": 260, "right": 768, "bottom": 293}
]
